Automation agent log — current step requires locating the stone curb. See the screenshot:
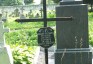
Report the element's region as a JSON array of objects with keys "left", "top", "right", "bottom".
[{"left": 33, "top": 46, "right": 40, "bottom": 64}]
